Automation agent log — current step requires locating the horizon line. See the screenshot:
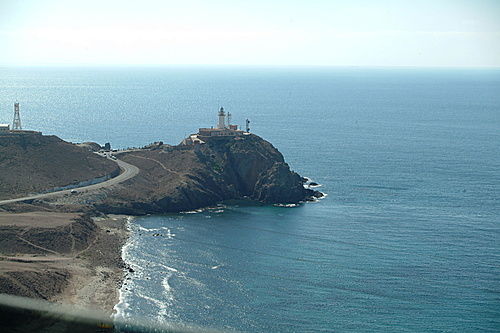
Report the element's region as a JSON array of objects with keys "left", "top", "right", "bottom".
[{"left": 1, "top": 63, "right": 500, "bottom": 70}]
